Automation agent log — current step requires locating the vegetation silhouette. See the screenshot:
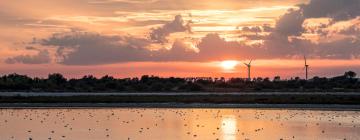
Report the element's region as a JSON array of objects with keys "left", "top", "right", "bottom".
[{"left": 0, "top": 71, "right": 358, "bottom": 92}]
